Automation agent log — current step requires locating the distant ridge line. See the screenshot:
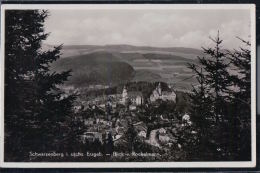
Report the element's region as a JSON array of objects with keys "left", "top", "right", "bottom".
[{"left": 44, "top": 43, "right": 203, "bottom": 55}]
